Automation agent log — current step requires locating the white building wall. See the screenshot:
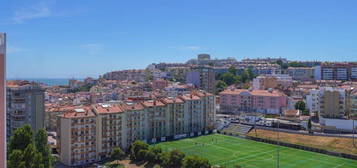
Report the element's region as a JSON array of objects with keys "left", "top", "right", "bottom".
[{"left": 320, "top": 117, "right": 357, "bottom": 131}]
